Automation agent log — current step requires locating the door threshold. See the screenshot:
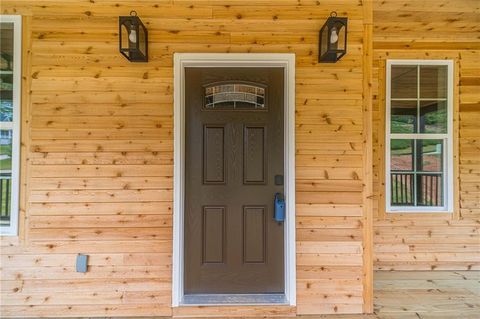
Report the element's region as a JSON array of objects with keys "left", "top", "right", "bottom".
[{"left": 182, "top": 293, "right": 287, "bottom": 305}]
